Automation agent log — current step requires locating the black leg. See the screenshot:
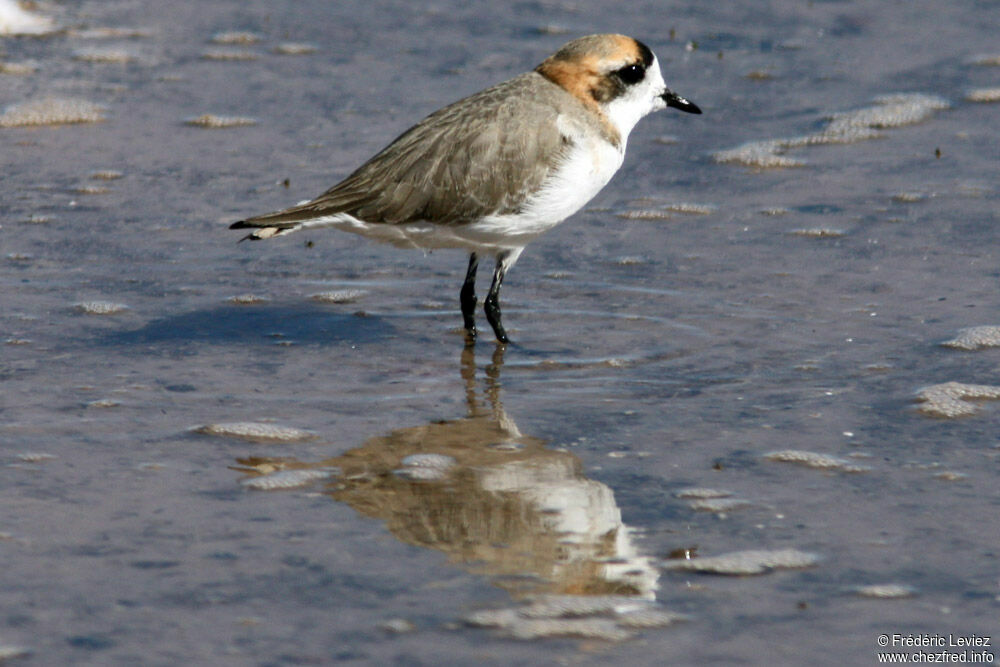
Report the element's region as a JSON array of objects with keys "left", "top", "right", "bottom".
[
  {"left": 484, "top": 254, "right": 510, "bottom": 344},
  {"left": 460, "top": 253, "right": 479, "bottom": 340}
]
